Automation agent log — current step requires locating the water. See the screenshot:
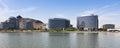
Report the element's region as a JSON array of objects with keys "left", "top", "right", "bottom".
[{"left": 0, "top": 32, "right": 120, "bottom": 48}]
